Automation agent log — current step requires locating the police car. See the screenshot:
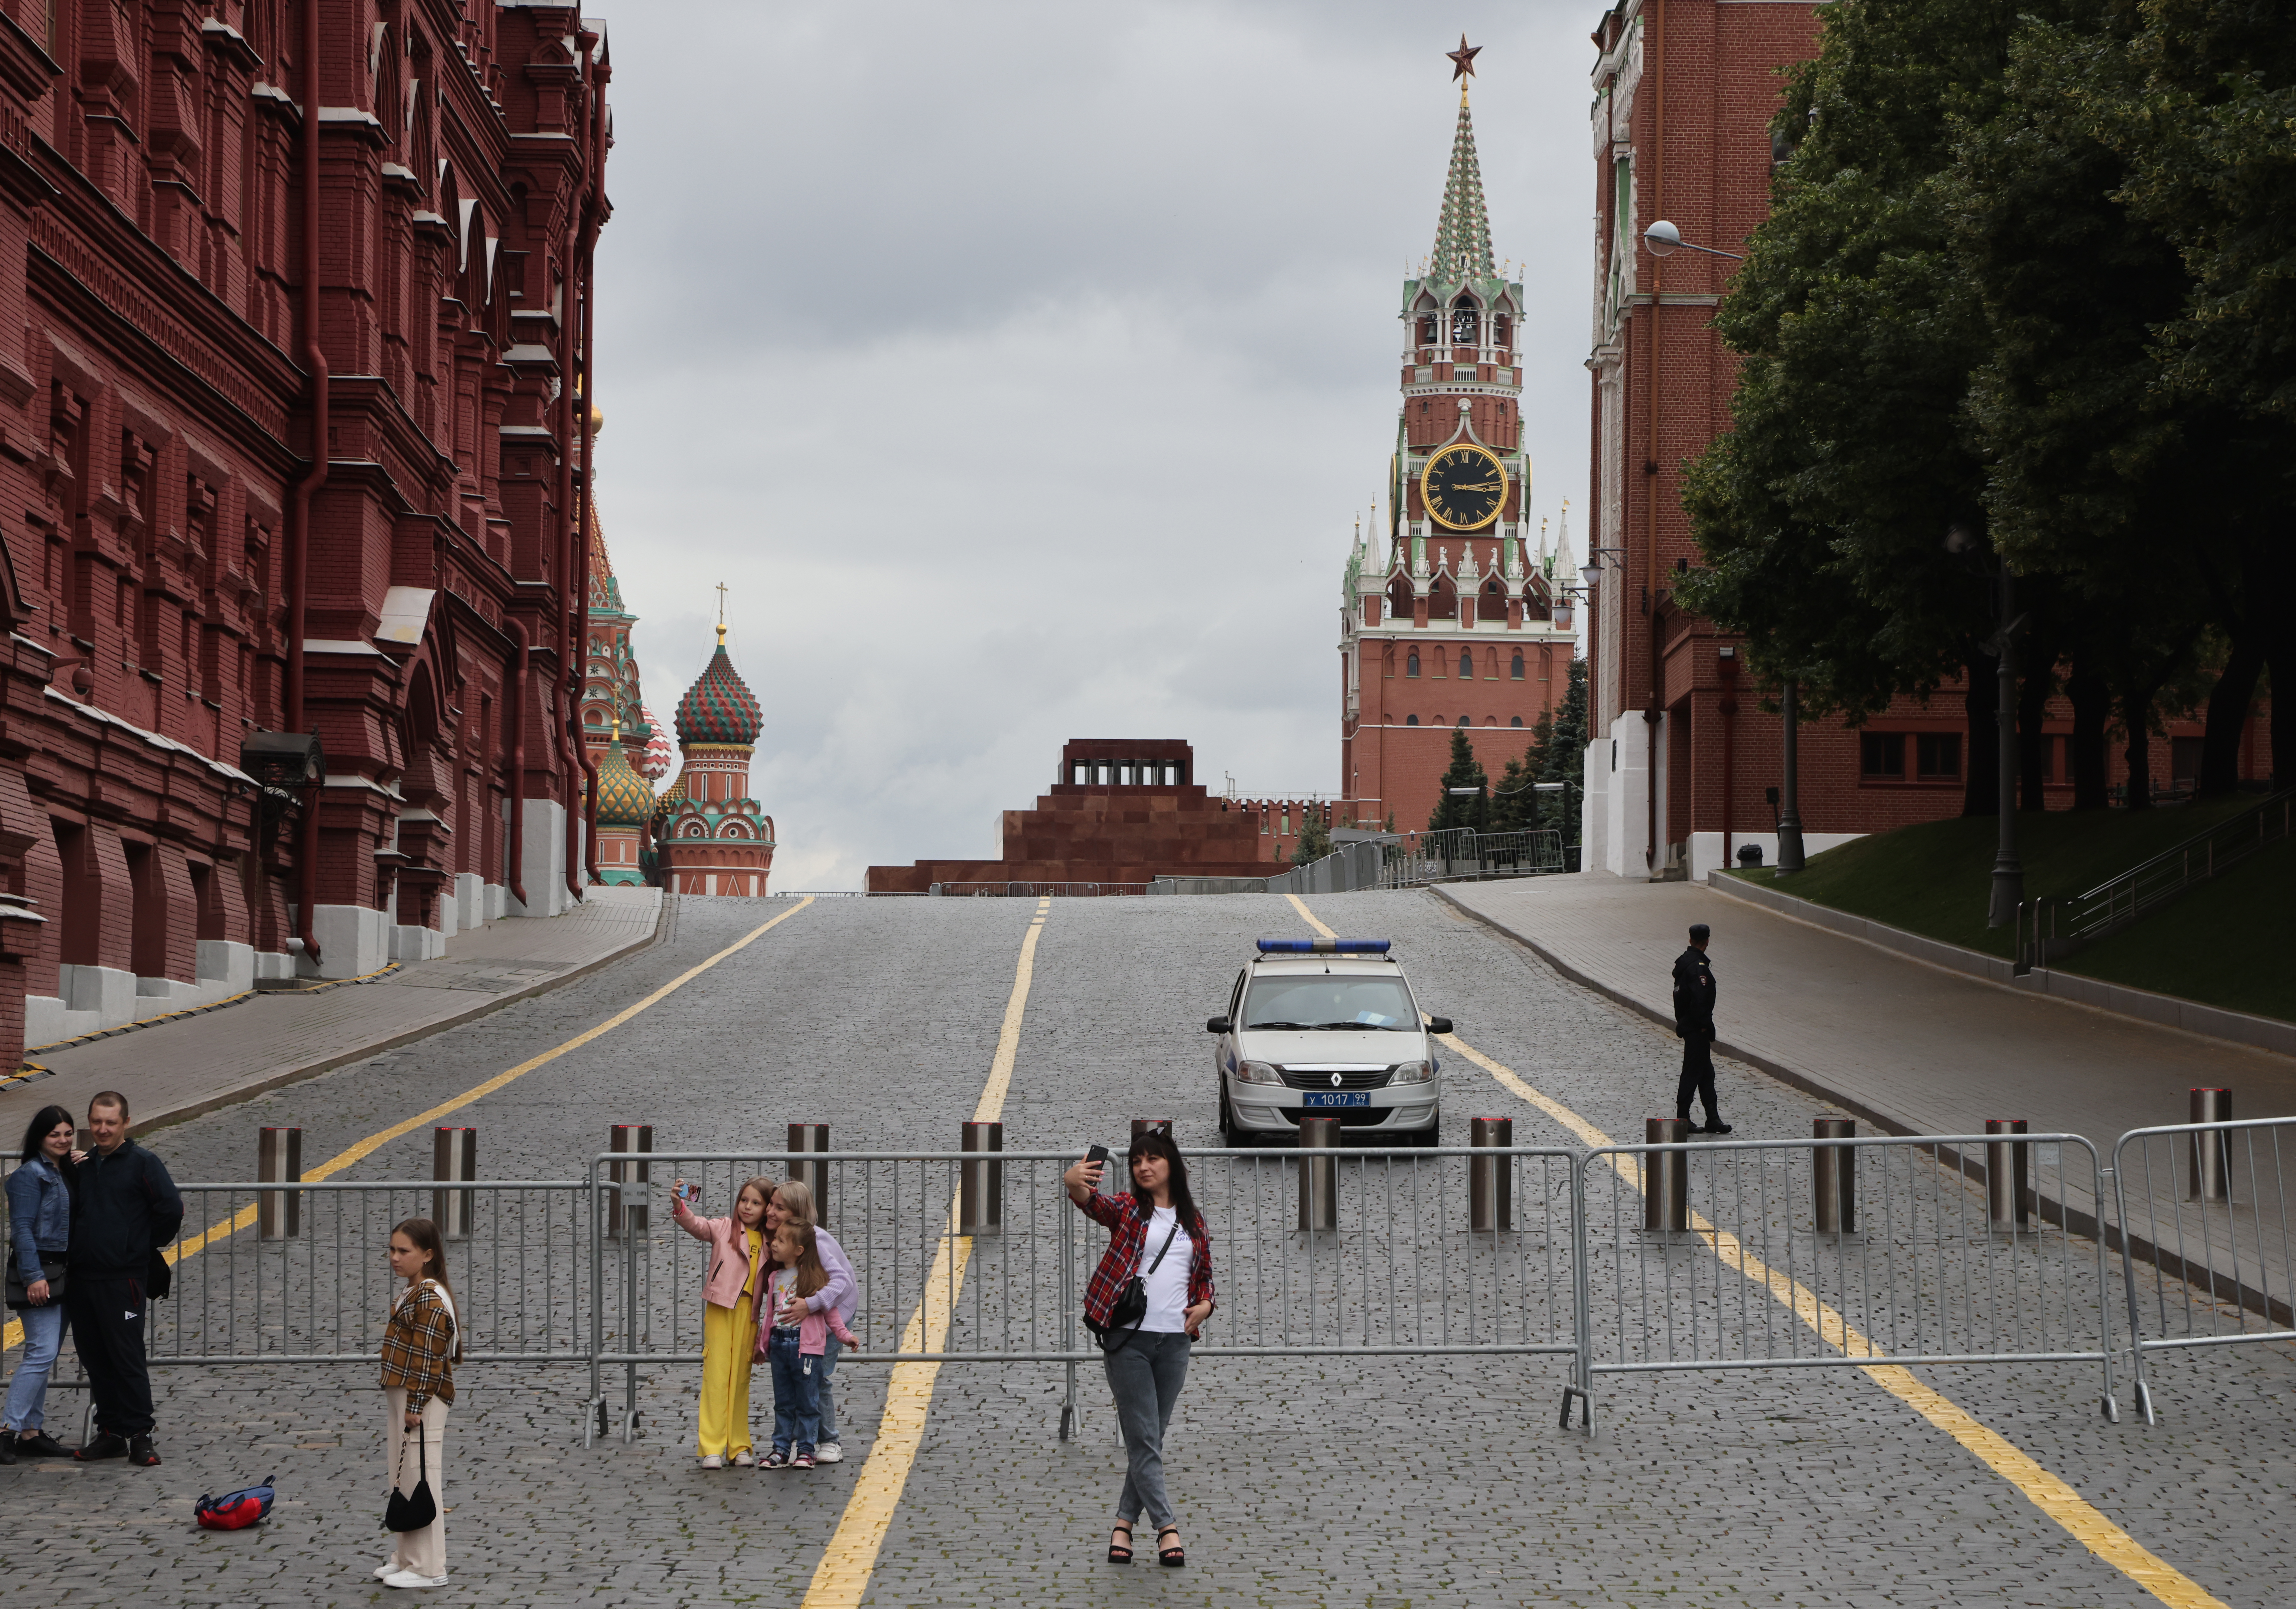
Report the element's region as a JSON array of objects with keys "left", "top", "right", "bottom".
[{"left": 1207, "top": 938, "right": 1449, "bottom": 1147}]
